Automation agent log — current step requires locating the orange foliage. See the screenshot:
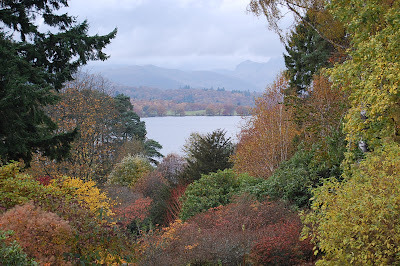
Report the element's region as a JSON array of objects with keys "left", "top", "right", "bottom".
[
  {"left": 0, "top": 202, "right": 75, "bottom": 265},
  {"left": 233, "top": 73, "right": 297, "bottom": 178},
  {"left": 113, "top": 197, "right": 153, "bottom": 227},
  {"left": 164, "top": 184, "right": 187, "bottom": 224},
  {"left": 29, "top": 83, "right": 118, "bottom": 181},
  {"left": 139, "top": 196, "right": 314, "bottom": 265},
  {"left": 299, "top": 74, "right": 347, "bottom": 147}
]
